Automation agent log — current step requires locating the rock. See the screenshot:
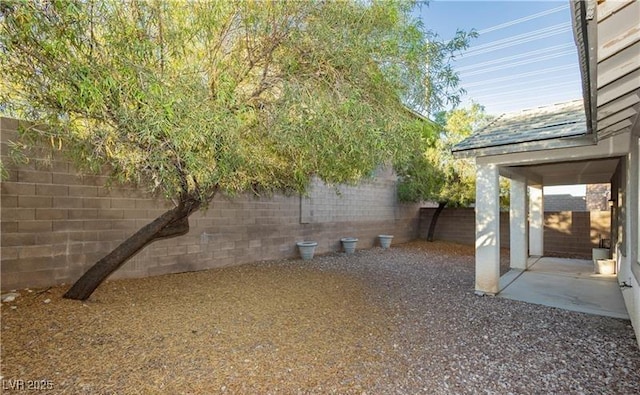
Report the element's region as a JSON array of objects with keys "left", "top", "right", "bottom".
[
  {"left": 1, "top": 293, "right": 20, "bottom": 303},
  {"left": 44, "top": 299, "right": 51, "bottom": 304}
]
